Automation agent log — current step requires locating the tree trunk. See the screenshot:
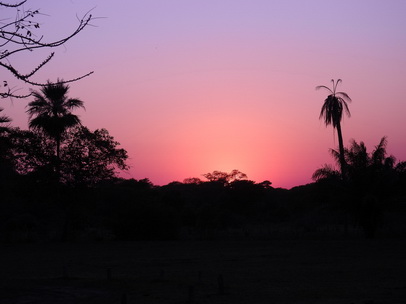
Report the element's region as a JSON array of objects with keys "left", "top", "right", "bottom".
[
  {"left": 336, "top": 122, "right": 347, "bottom": 180},
  {"left": 56, "top": 136, "right": 61, "bottom": 181}
]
